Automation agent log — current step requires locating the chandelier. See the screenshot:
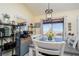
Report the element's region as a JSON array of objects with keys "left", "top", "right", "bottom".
[{"left": 45, "top": 3, "right": 53, "bottom": 19}]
